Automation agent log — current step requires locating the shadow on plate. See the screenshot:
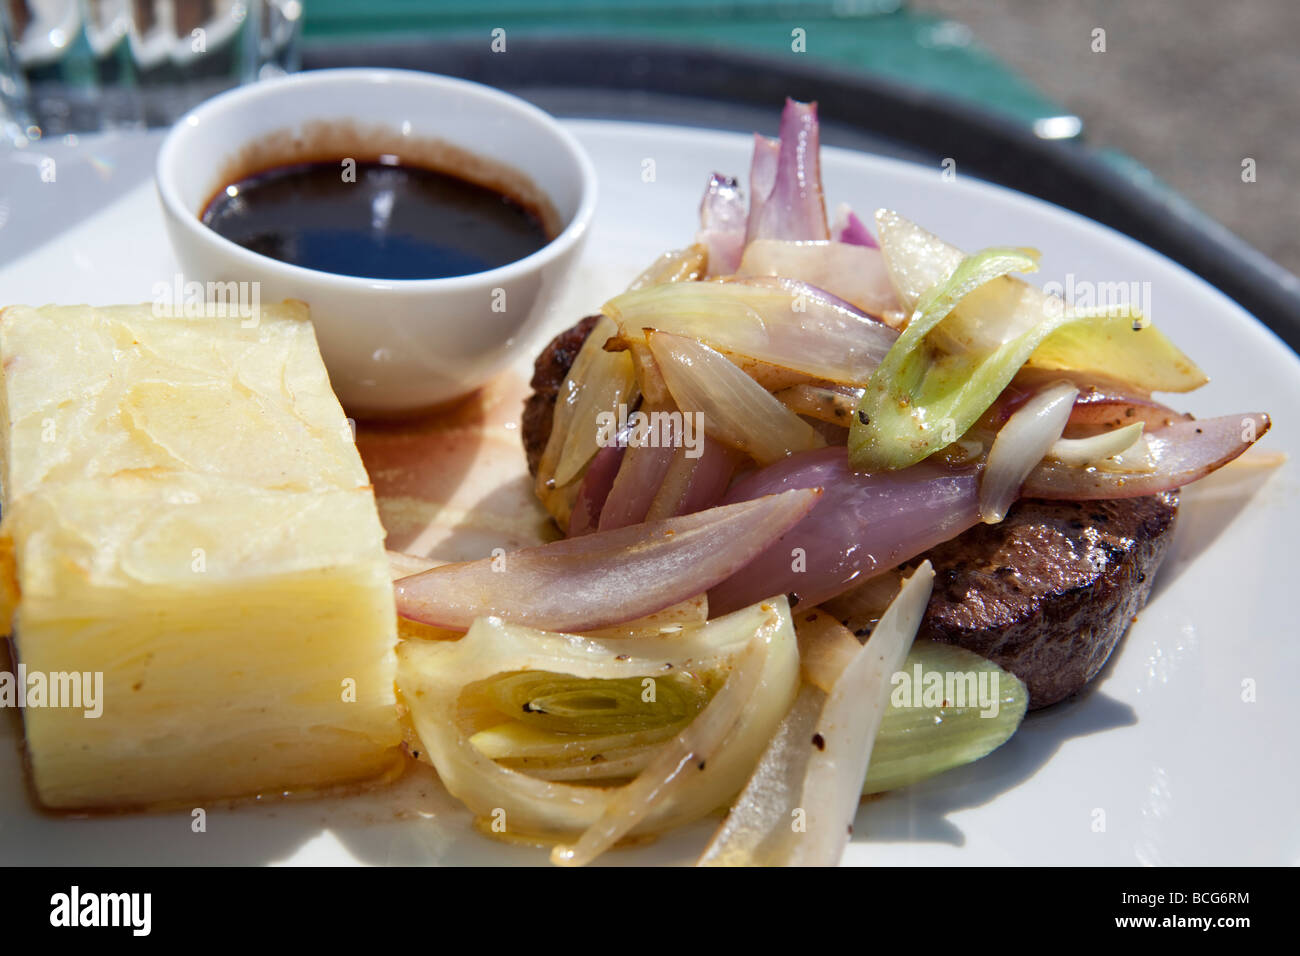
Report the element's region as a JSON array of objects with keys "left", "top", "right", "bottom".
[
  {"left": 1146, "top": 457, "right": 1285, "bottom": 605},
  {"left": 856, "top": 687, "right": 1137, "bottom": 849}
]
